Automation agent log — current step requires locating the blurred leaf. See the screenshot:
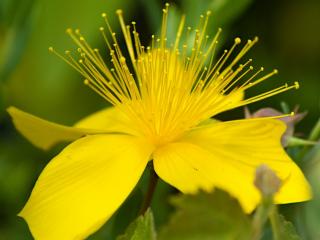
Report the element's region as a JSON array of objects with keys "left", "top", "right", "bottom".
[
  {"left": 280, "top": 102, "right": 290, "bottom": 114},
  {"left": 150, "top": 179, "right": 174, "bottom": 227},
  {"left": 159, "top": 189, "right": 251, "bottom": 240},
  {"left": 0, "top": 0, "right": 38, "bottom": 83},
  {"left": 275, "top": 214, "right": 301, "bottom": 240},
  {"left": 182, "top": 0, "right": 253, "bottom": 28},
  {"left": 117, "top": 209, "right": 156, "bottom": 240},
  {"left": 138, "top": 0, "right": 161, "bottom": 31},
  {"left": 309, "top": 118, "right": 320, "bottom": 141},
  {"left": 111, "top": 188, "right": 144, "bottom": 238},
  {"left": 209, "top": 0, "right": 253, "bottom": 26},
  {"left": 6, "top": 0, "right": 135, "bottom": 124},
  {"left": 0, "top": 85, "right": 4, "bottom": 117},
  {"left": 302, "top": 144, "right": 320, "bottom": 240},
  {"left": 162, "top": 0, "right": 254, "bottom": 57}
]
